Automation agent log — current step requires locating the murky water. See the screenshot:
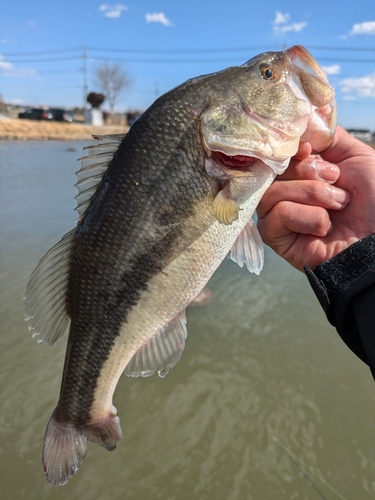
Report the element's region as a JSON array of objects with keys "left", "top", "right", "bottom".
[{"left": 1, "top": 140, "right": 375, "bottom": 499}]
